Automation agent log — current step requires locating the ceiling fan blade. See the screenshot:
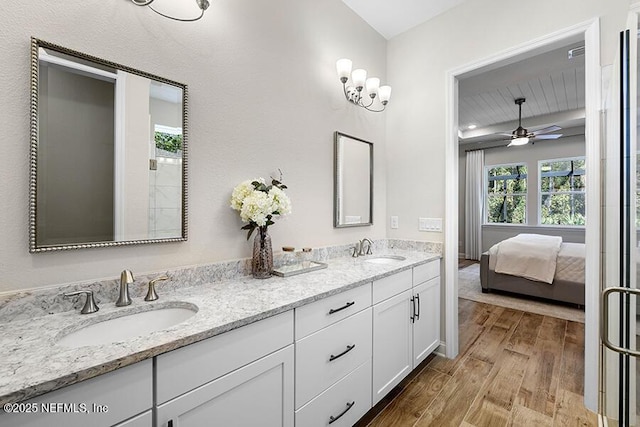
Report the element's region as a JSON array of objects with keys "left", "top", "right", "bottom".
[
  {"left": 493, "top": 132, "right": 514, "bottom": 136},
  {"left": 532, "top": 125, "right": 561, "bottom": 135},
  {"left": 534, "top": 134, "right": 563, "bottom": 140}
]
